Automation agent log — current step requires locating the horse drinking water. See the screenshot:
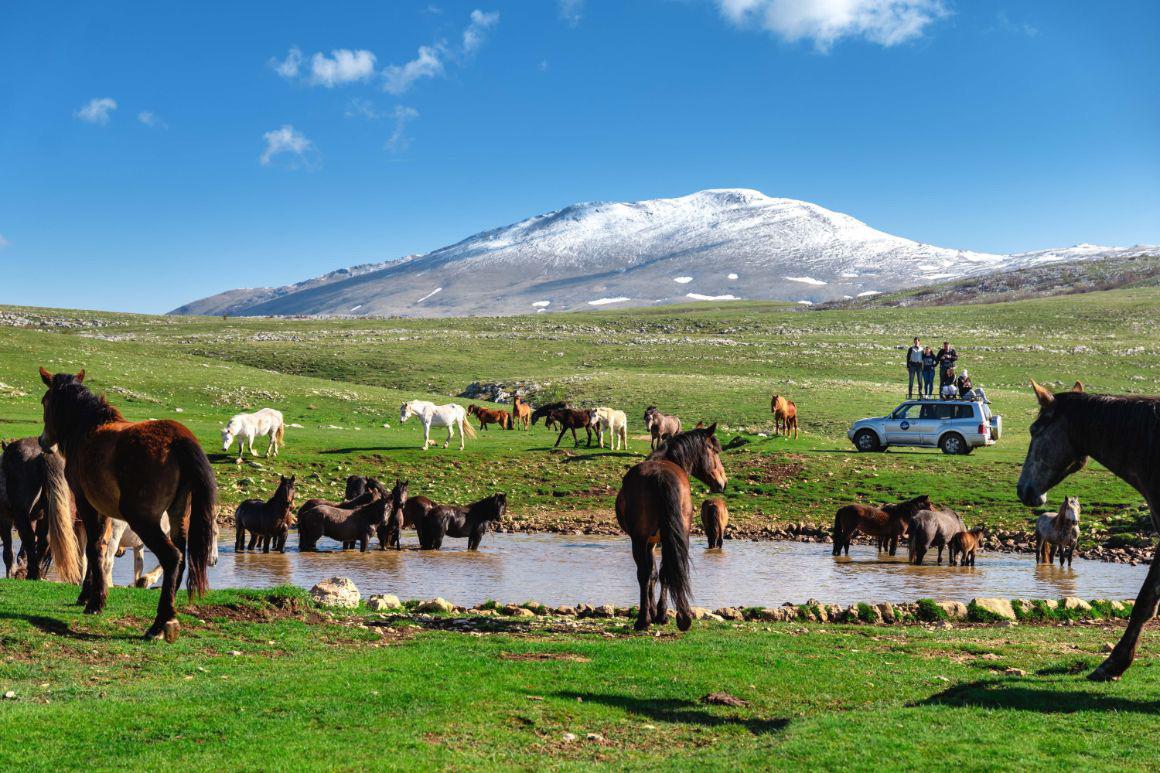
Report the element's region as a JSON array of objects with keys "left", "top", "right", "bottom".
[
  {"left": 222, "top": 408, "right": 285, "bottom": 460},
  {"left": 400, "top": 400, "right": 476, "bottom": 450}
]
